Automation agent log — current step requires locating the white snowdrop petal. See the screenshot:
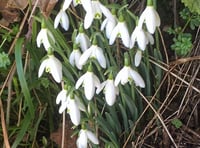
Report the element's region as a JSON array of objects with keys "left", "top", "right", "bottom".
[
  {"left": 68, "top": 99, "right": 80, "bottom": 125},
  {"left": 100, "top": 18, "right": 108, "bottom": 31},
  {"left": 77, "top": 130, "right": 87, "bottom": 148},
  {"left": 95, "top": 47, "right": 106, "bottom": 68},
  {"left": 120, "top": 23, "right": 130, "bottom": 48},
  {"left": 56, "top": 89, "right": 67, "bottom": 104},
  {"left": 86, "top": 130, "right": 99, "bottom": 144},
  {"left": 109, "top": 25, "right": 119, "bottom": 45},
  {"left": 137, "top": 30, "right": 147, "bottom": 50},
  {"left": 54, "top": 11, "right": 62, "bottom": 29},
  {"left": 84, "top": 12, "right": 94, "bottom": 29},
  {"left": 96, "top": 81, "right": 107, "bottom": 94},
  {"left": 63, "top": 0, "right": 73, "bottom": 10},
  {"left": 61, "top": 11, "right": 69, "bottom": 31},
  {"left": 49, "top": 56, "right": 62, "bottom": 83},
  {"left": 105, "top": 80, "right": 116, "bottom": 106},
  {"left": 75, "top": 74, "right": 85, "bottom": 89},
  {"left": 75, "top": 96, "right": 86, "bottom": 111},
  {"left": 114, "top": 67, "right": 125, "bottom": 86},
  {"left": 129, "top": 69, "right": 145, "bottom": 88},
  {"left": 93, "top": 74, "right": 100, "bottom": 88},
  {"left": 36, "top": 29, "right": 44, "bottom": 48},
  {"left": 146, "top": 31, "right": 154, "bottom": 45},
  {"left": 82, "top": 0, "right": 92, "bottom": 13},
  {"left": 59, "top": 101, "right": 68, "bottom": 114},
  {"left": 105, "top": 20, "right": 116, "bottom": 39},
  {"left": 76, "top": 33, "right": 91, "bottom": 52},
  {"left": 74, "top": 50, "right": 82, "bottom": 70},
  {"left": 135, "top": 50, "right": 142, "bottom": 67},
  {"left": 38, "top": 59, "right": 48, "bottom": 78},
  {"left": 99, "top": 3, "right": 113, "bottom": 22},
  {"left": 84, "top": 73, "right": 95, "bottom": 100},
  {"left": 69, "top": 51, "right": 75, "bottom": 66},
  {"left": 79, "top": 48, "right": 92, "bottom": 66}
]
